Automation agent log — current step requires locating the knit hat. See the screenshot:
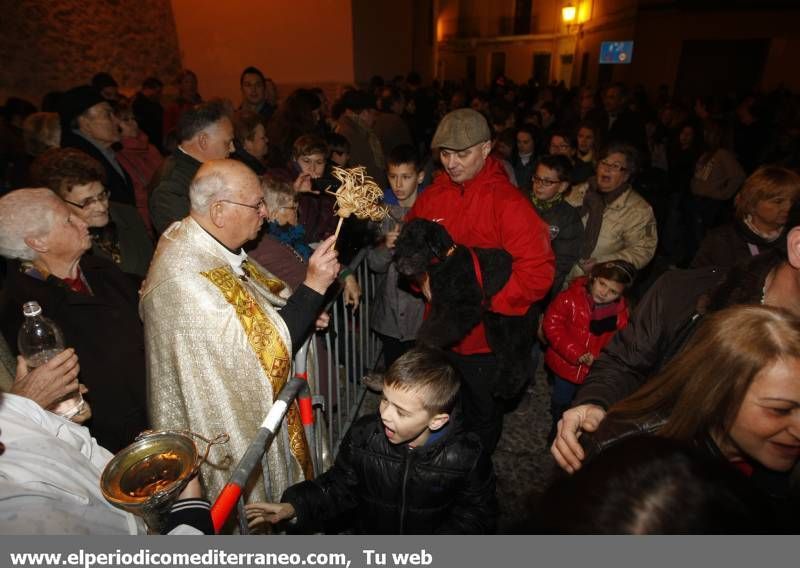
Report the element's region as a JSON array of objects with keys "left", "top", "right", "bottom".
[
  {"left": 431, "top": 108, "right": 491, "bottom": 151},
  {"left": 58, "top": 85, "right": 105, "bottom": 130}
]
